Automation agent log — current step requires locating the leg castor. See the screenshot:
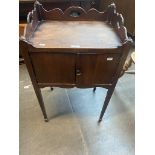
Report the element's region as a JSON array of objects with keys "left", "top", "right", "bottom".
[
  {"left": 93, "top": 87, "right": 96, "bottom": 92},
  {"left": 44, "top": 118, "right": 49, "bottom": 122},
  {"left": 98, "top": 119, "right": 102, "bottom": 123},
  {"left": 98, "top": 118, "right": 102, "bottom": 123},
  {"left": 50, "top": 87, "right": 54, "bottom": 91}
]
